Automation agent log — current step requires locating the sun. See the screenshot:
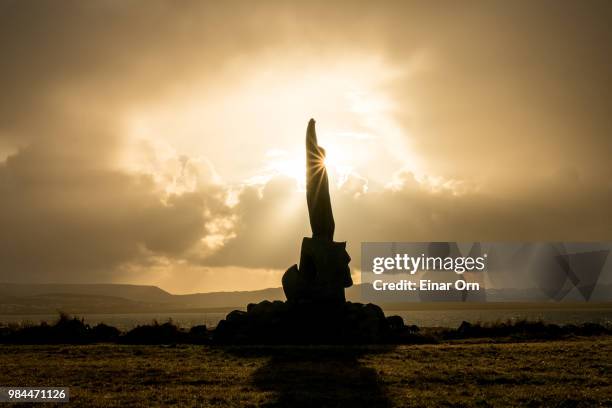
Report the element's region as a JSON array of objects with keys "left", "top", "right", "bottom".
[
  {"left": 123, "top": 54, "right": 418, "bottom": 193},
  {"left": 261, "top": 137, "right": 354, "bottom": 191}
]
